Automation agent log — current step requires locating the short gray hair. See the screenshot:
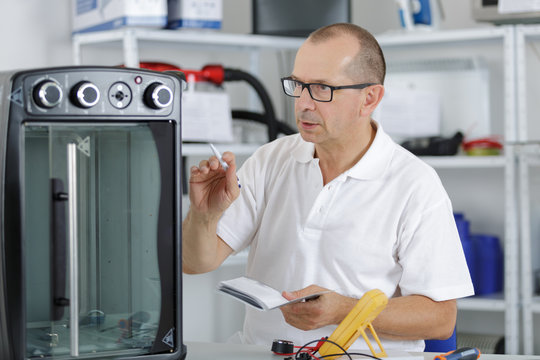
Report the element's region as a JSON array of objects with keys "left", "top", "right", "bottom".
[{"left": 308, "top": 23, "right": 386, "bottom": 84}]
